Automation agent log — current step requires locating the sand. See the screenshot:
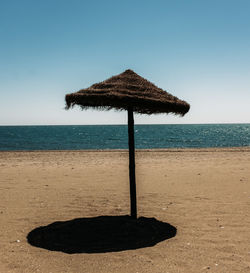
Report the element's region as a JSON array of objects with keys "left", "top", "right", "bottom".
[{"left": 0, "top": 148, "right": 249, "bottom": 273}]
